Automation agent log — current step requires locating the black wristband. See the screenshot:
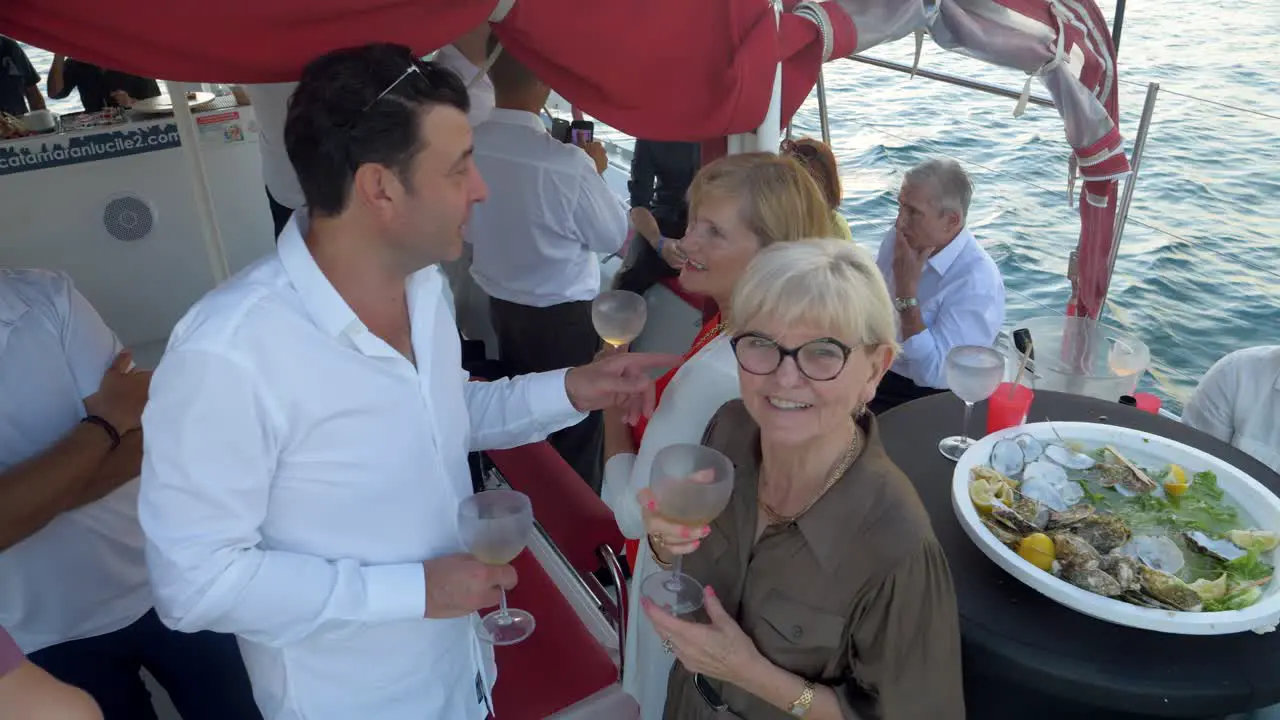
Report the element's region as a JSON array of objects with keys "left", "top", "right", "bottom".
[{"left": 81, "top": 415, "right": 121, "bottom": 451}]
